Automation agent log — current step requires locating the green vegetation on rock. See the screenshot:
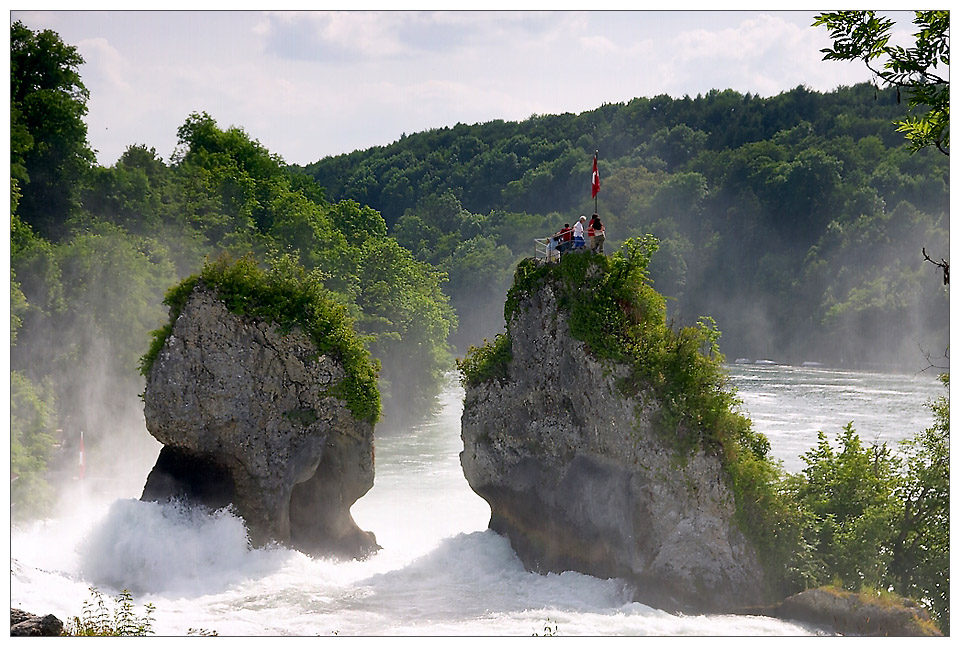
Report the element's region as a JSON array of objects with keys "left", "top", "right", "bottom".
[
  {"left": 473, "top": 236, "right": 761, "bottom": 459},
  {"left": 460, "top": 244, "right": 949, "bottom": 633},
  {"left": 142, "top": 253, "right": 381, "bottom": 424},
  {"left": 457, "top": 332, "right": 512, "bottom": 388}
]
